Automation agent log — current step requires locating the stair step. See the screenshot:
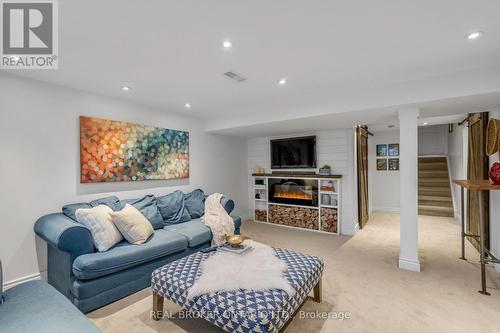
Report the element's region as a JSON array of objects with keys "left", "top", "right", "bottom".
[
  {"left": 419, "top": 187, "right": 452, "bottom": 195},
  {"left": 418, "top": 200, "right": 453, "bottom": 208},
  {"left": 419, "top": 162, "right": 448, "bottom": 170},
  {"left": 418, "top": 195, "right": 453, "bottom": 202},
  {"left": 418, "top": 179, "right": 450, "bottom": 187},
  {"left": 418, "top": 205, "right": 454, "bottom": 217},
  {"left": 418, "top": 170, "right": 449, "bottom": 178},
  {"left": 418, "top": 157, "right": 447, "bottom": 163}
]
